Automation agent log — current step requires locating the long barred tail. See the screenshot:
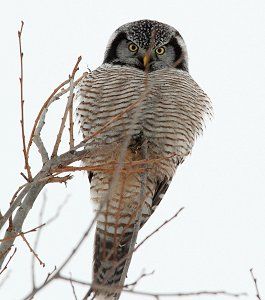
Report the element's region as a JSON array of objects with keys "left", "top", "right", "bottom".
[
  {"left": 93, "top": 224, "right": 134, "bottom": 300},
  {"left": 89, "top": 167, "right": 157, "bottom": 299}
]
